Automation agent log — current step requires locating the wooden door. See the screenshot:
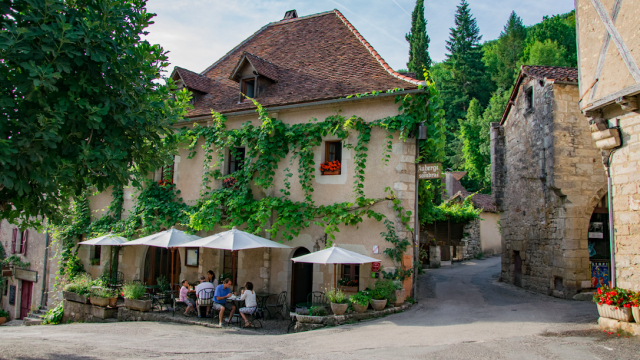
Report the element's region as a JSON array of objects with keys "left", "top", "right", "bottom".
[
  {"left": 20, "top": 281, "right": 33, "bottom": 319},
  {"left": 291, "top": 248, "right": 312, "bottom": 308}
]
